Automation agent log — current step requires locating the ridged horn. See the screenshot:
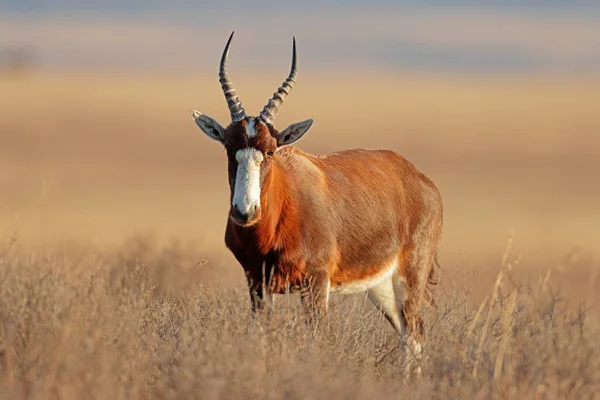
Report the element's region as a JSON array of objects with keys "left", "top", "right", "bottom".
[
  {"left": 259, "top": 37, "right": 297, "bottom": 125},
  {"left": 220, "top": 31, "right": 247, "bottom": 122}
]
